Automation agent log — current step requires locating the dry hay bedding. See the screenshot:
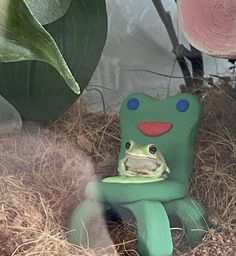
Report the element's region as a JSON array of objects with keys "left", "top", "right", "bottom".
[{"left": 0, "top": 83, "right": 235, "bottom": 255}]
